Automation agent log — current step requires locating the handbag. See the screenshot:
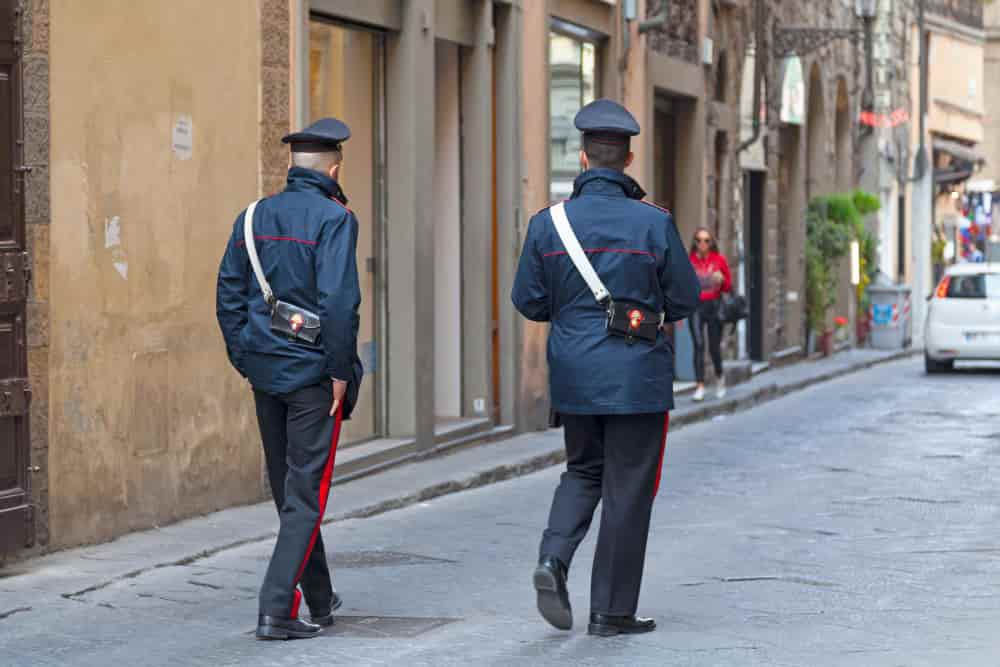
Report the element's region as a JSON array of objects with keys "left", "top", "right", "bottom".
[
  {"left": 549, "top": 202, "right": 663, "bottom": 345},
  {"left": 719, "top": 293, "right": 748, "bottom": 325},
  {"left": 243, "top": 200, "right": 322, "bottom": 346}
]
